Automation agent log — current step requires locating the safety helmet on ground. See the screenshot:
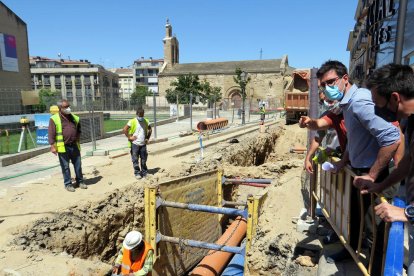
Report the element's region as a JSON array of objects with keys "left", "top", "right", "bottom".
[{"left": 123, "top": 231, "right": 143, "bottom": 250}]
